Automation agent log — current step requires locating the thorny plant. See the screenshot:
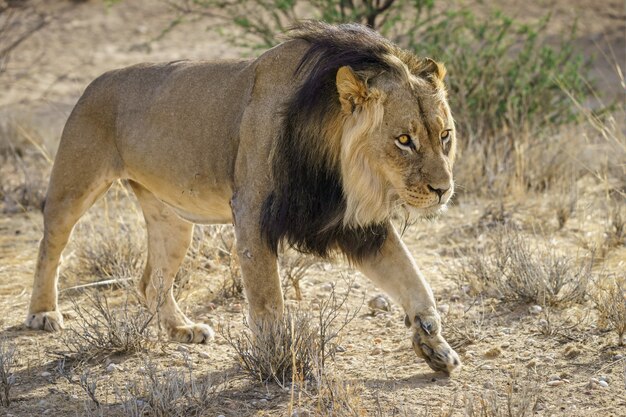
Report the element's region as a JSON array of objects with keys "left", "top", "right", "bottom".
[
  {"left": 224, "top": 278, "right": 361, "bottom": 387},
  {"left": 57, "top": 360, "right": 102, "bottom": 409},
  {"left": 60, "top": 287, "right": 162, "bottom": 361}
]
